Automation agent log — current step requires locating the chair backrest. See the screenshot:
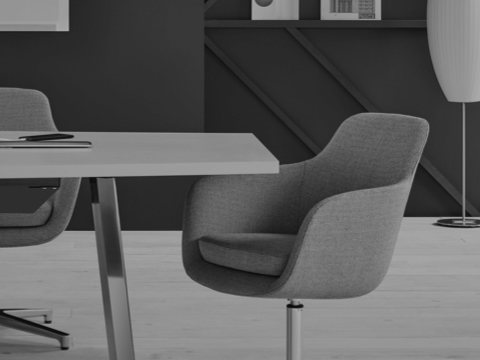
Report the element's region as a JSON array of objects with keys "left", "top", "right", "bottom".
[
  {"left": 0, "top": 88, "right": 80, "bottom": 247},
  {"left": 0, "top": 88, "right": 57, "bottom": 132},
  {"left": 299, "top": 113, "right": 429, "bottom": 218},
  {"left": 269, "top": 113, "right": 429, "bottom": 299}
]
